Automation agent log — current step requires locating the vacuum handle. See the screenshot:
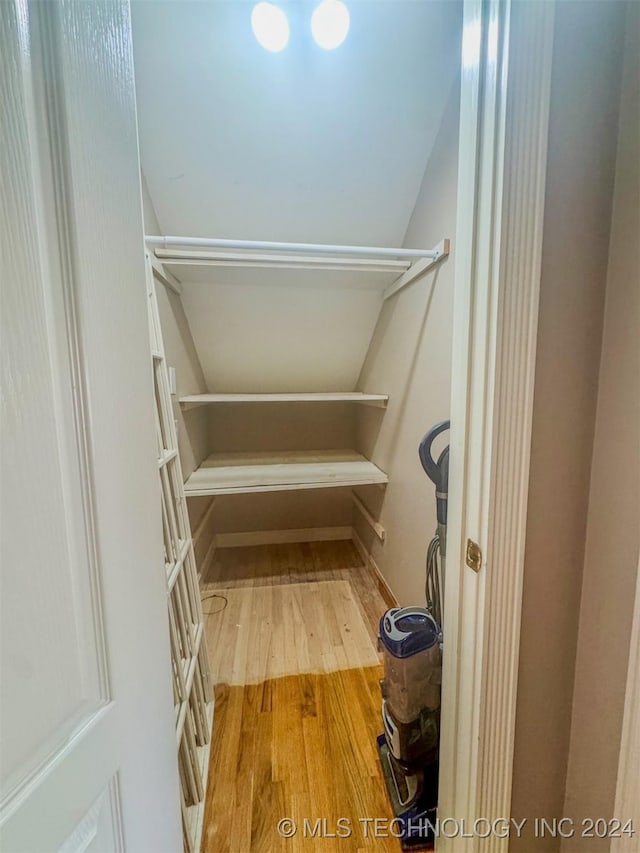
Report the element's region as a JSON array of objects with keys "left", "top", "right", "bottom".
[
  {"left": 436, "top": 447, "right": 449, "bottom": 527},
  {"left": 418, "top": 420, "right": 450, "bottom": 486}
]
